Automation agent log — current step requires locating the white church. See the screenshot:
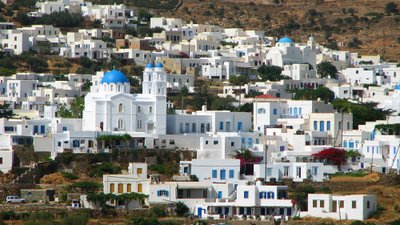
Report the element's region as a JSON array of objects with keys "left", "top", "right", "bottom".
[
  {"left": 266, "top": 36, "right": 317, "bottom": 69},
  {"left": 82, "top": 62, "right": 167, "bottom": 135}
]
